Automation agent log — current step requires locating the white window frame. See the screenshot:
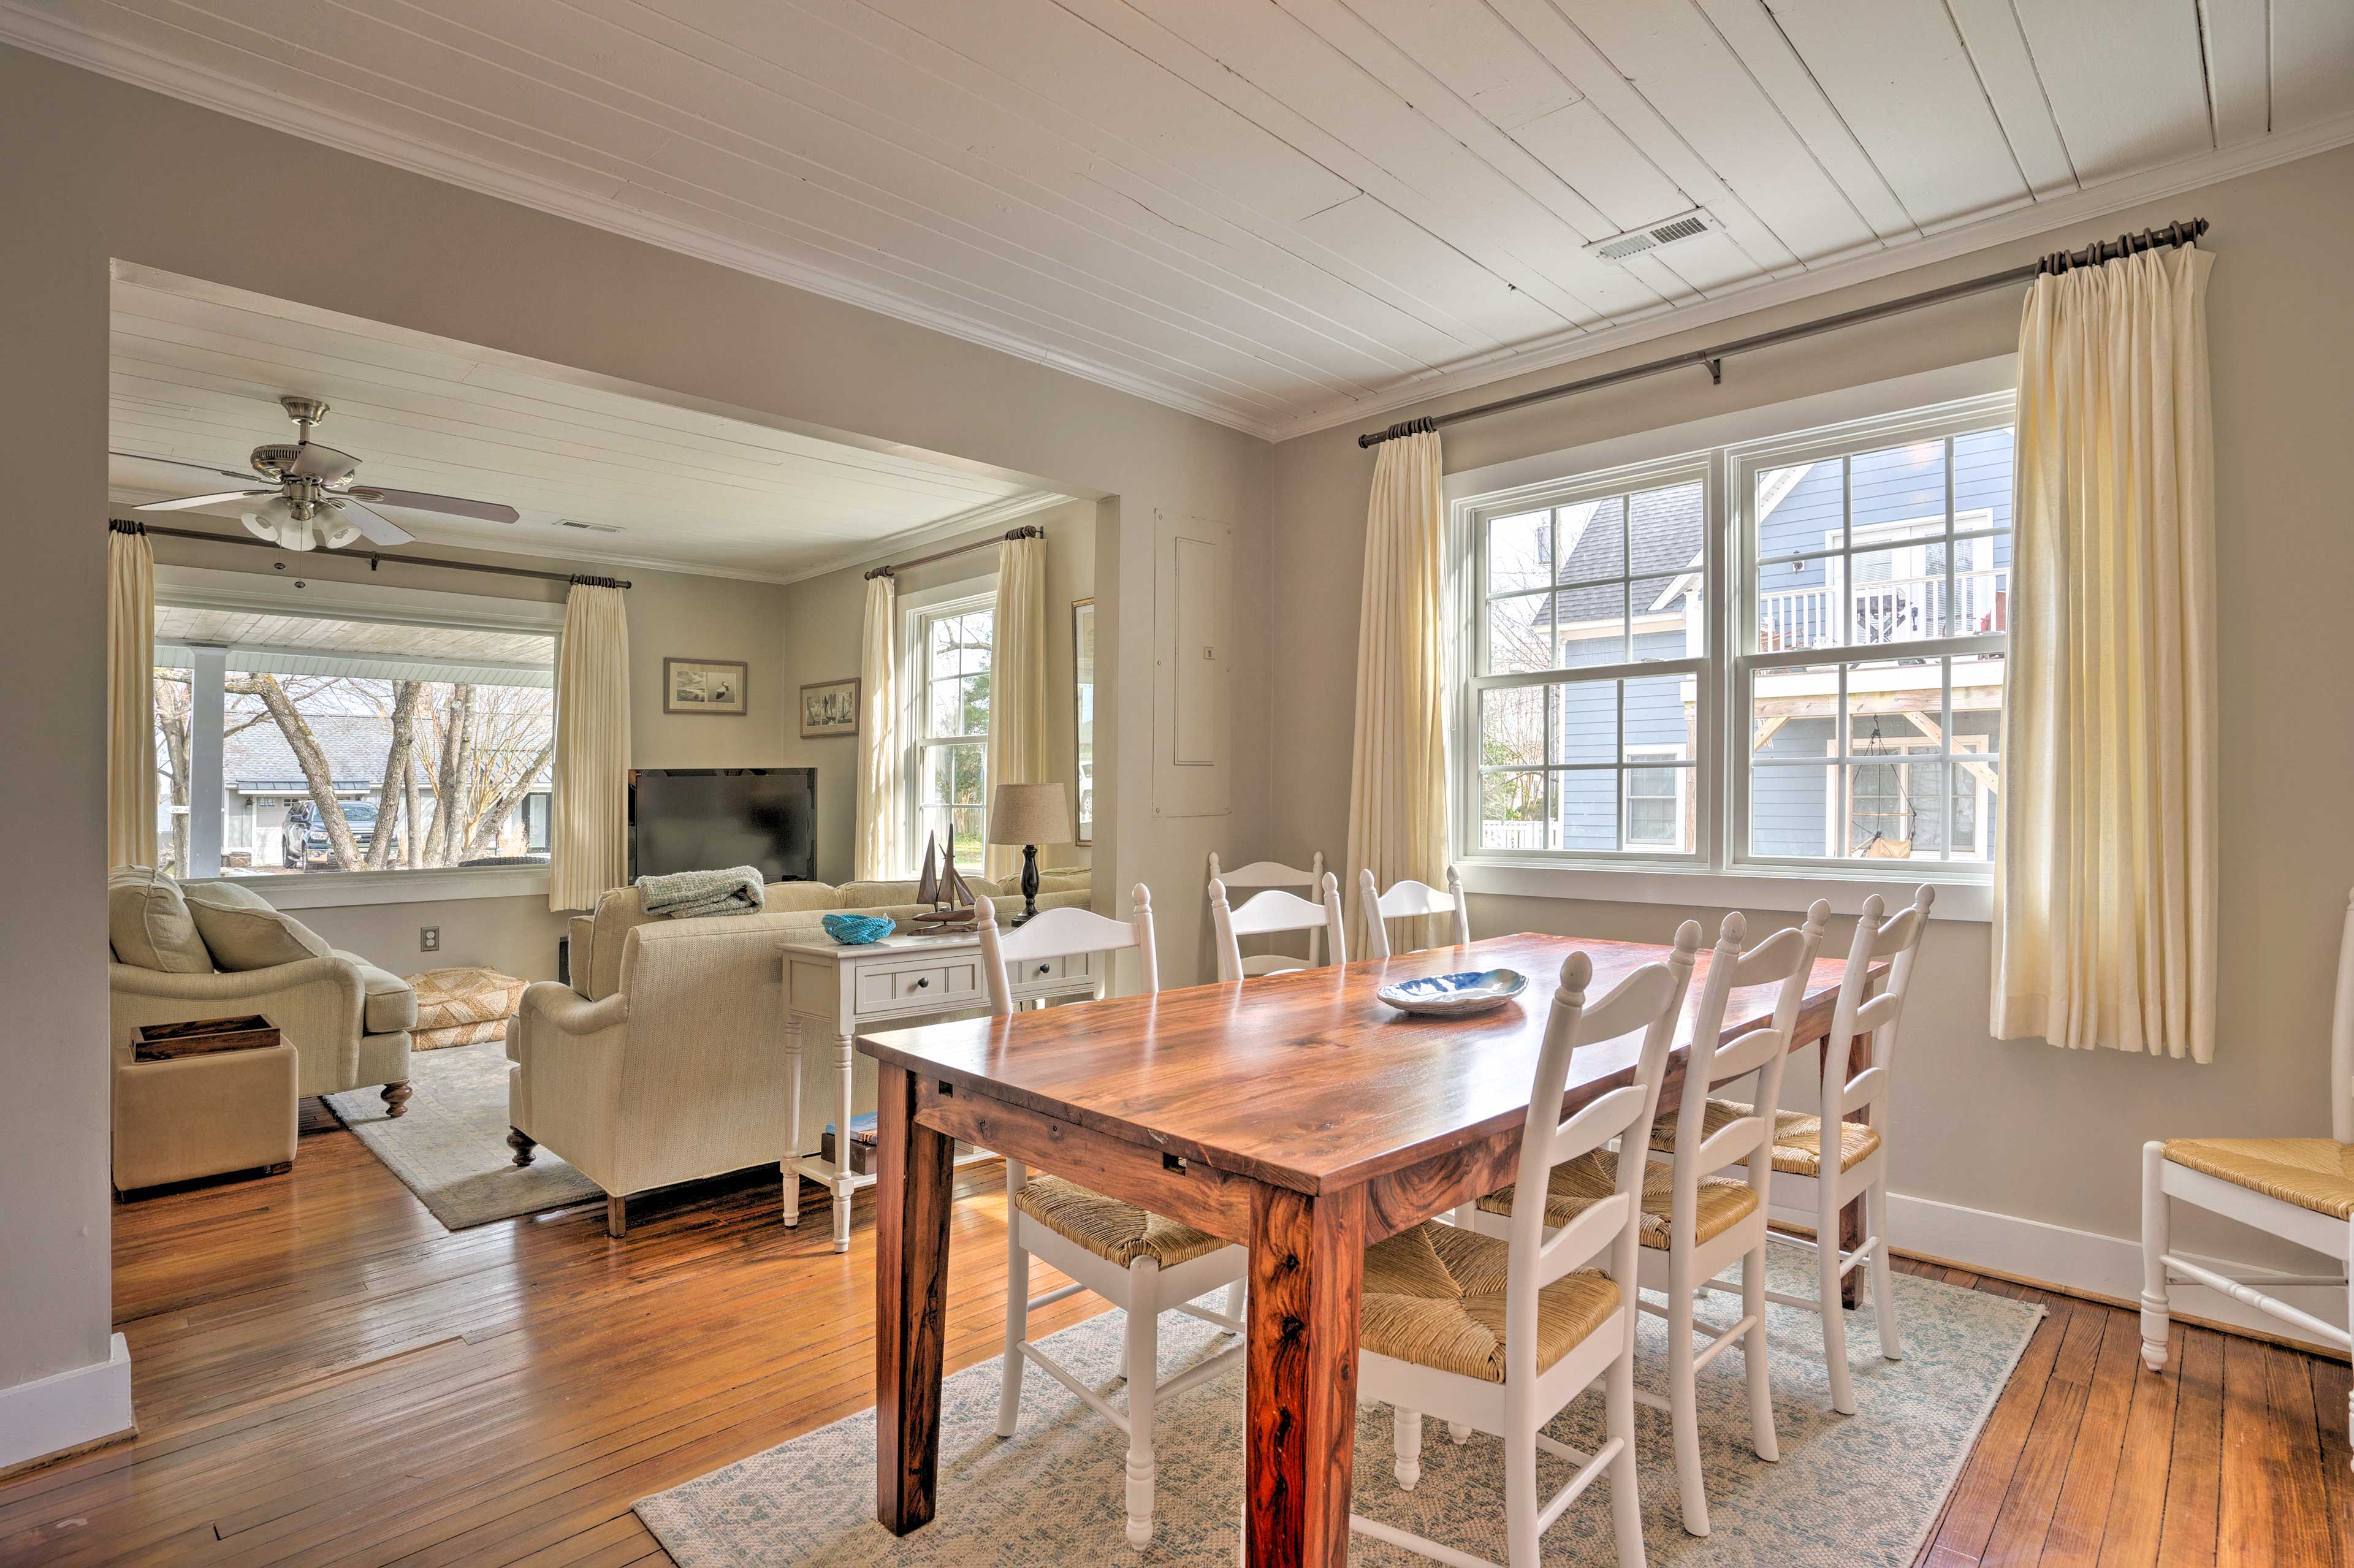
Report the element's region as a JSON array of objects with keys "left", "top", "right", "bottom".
[
  {"left": 902, "top": 581, "right": 997, "bottom": 867},
  {"left": 1446, "top": 373, "right": 2016, "bottom": 919},
  {"left": 153, "top": 566, "right": 563, "bottom": 908}
]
